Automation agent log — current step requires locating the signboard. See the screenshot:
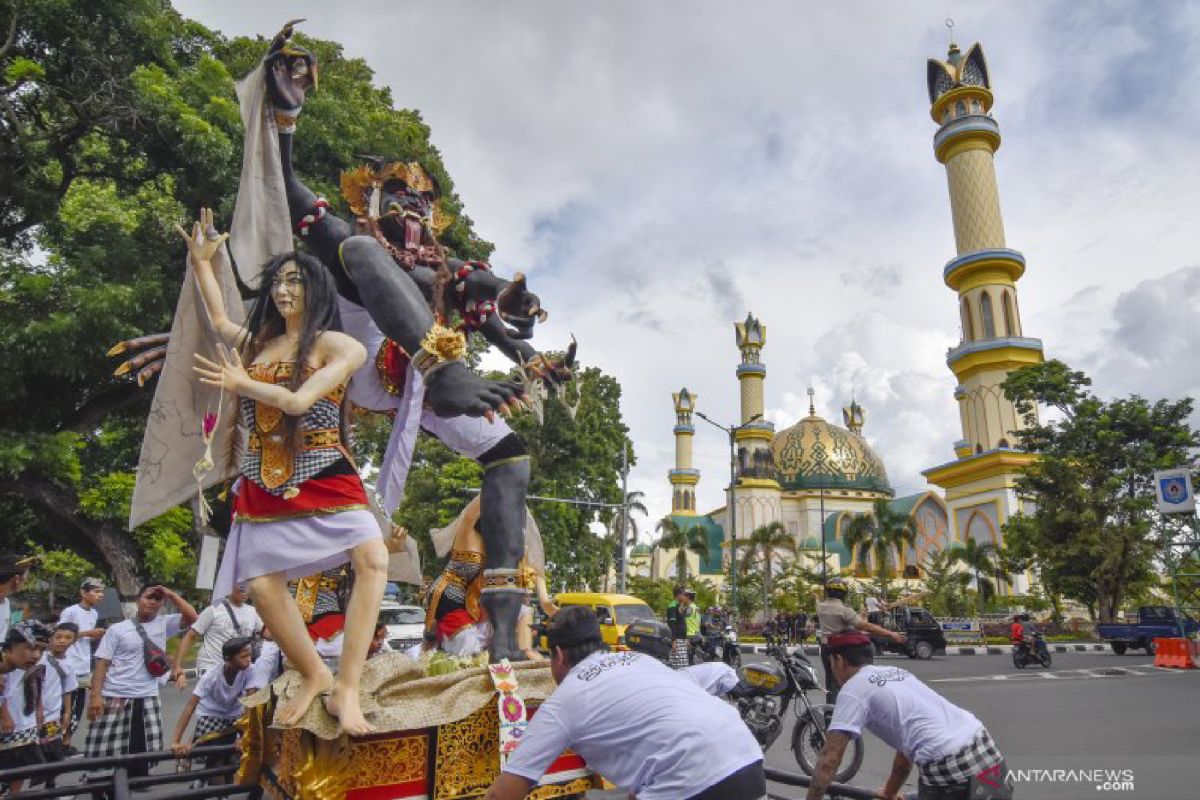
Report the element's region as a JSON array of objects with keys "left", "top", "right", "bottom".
[
  {"left": 1154, "top": 469, "right": 1196, "bottom": 514},
  {"left": 195, "top": 535, "right": 221, "bottom": 590}
]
